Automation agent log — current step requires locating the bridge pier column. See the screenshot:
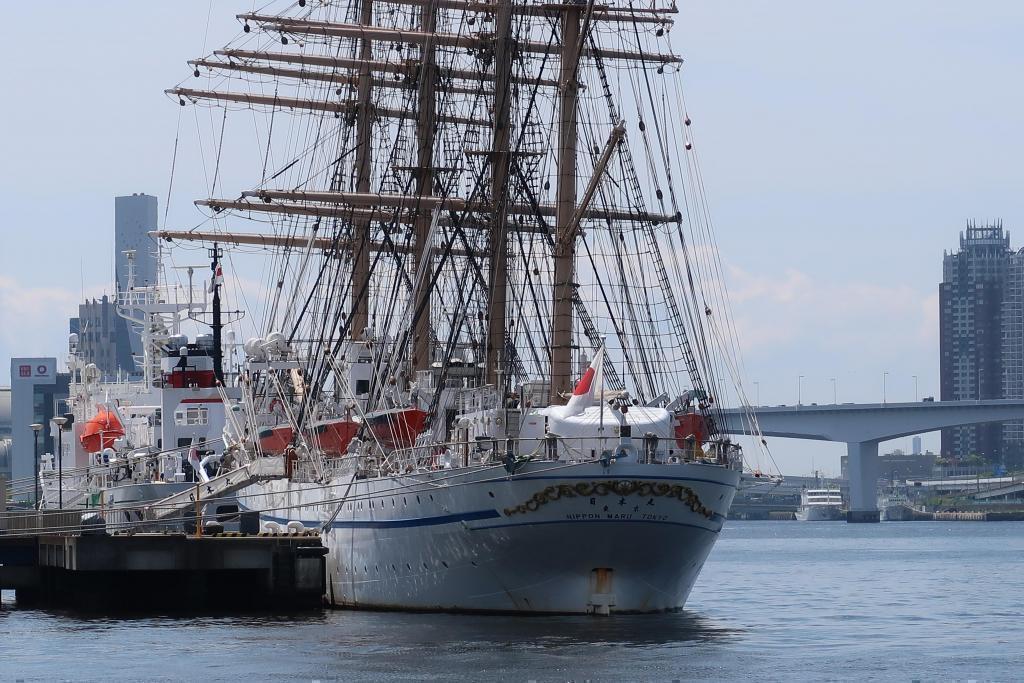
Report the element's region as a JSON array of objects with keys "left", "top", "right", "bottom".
[{"left": 846, "top": 440, "right": 880, "bottom": 523}]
